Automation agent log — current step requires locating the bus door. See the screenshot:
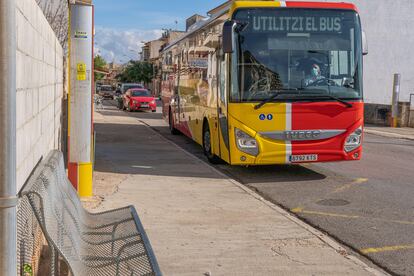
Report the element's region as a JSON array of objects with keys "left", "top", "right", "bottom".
[
  {"left": 173, "top": 54, "right": 181, "bottom": 127},
  {"left": 218, "top": 50, "right": 230, "bottom": 163}
]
